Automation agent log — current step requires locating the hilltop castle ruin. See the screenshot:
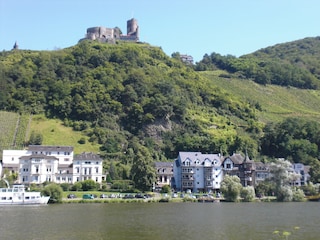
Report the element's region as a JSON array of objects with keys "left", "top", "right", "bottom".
[{"left": 80, "top": 18, "right": 139, "bottom": 43}]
